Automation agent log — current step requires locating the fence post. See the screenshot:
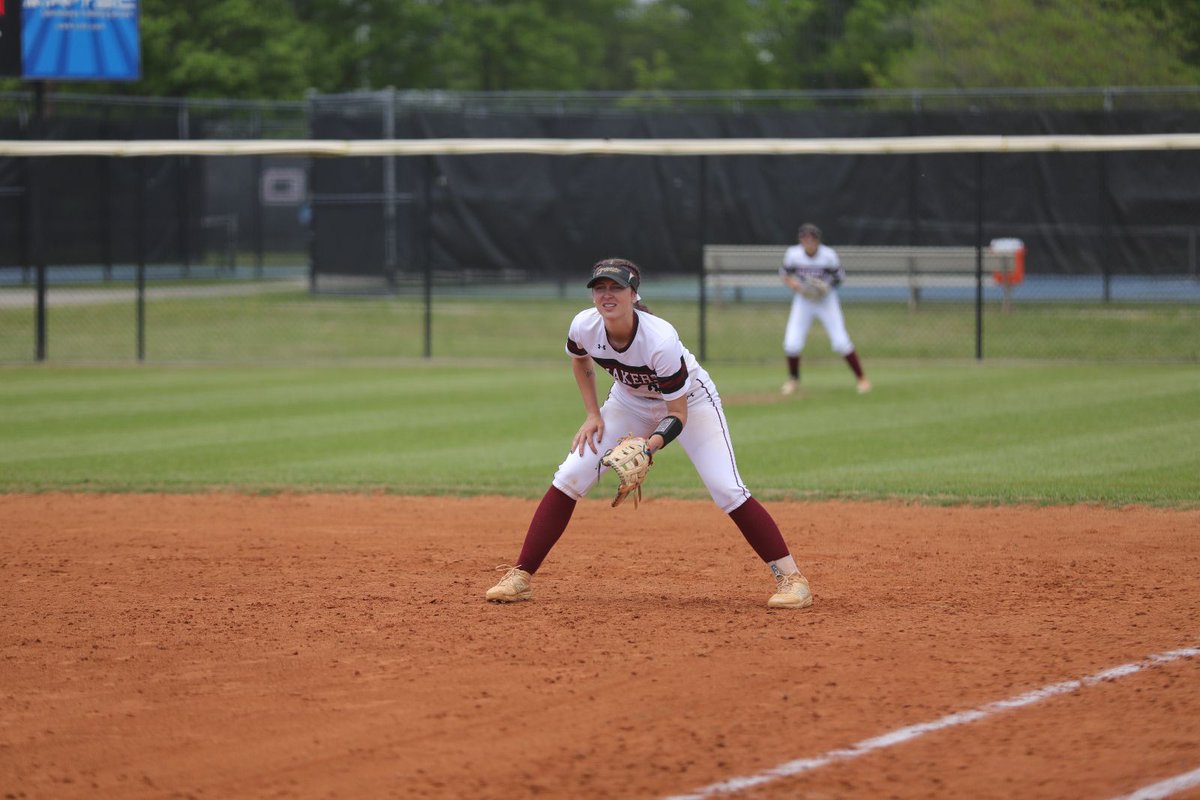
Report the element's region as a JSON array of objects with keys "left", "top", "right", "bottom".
[
  {"left": 32, "top": 81, "right": 47, "bottom": 362},
  {"left": 102, "top": 105, "right": 114, "bottom": 280},
  {"left": 698, "top": 155, "right": 708, "bottom": 362},
  {"left": 178, "top": 99, "right": 191, "bottom": 276},
  {"left": 422, "top": 155, "right": 434, "bottom": 359},
  {"left": 1099, "top": 152, "right": 1112, "bottom": 302},
  {"left": 305, "top": 90, "right": 317, "bottom": 294},
  {"left": 974, "top": 152, "right": 984, "bottom": 362},
  {"left": 384, "top": 89, "right": 398, "bottom": 289},
  {"left": 253, "top": 112, "right": 264, "bottom": 278},
  {"left": 136, "top": 157, "right": 146, "bottom": 362}
]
